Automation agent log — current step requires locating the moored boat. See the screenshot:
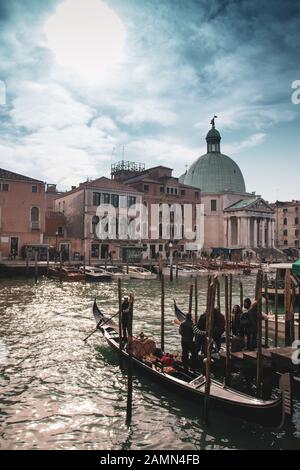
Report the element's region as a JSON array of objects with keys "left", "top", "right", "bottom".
[
  {"left": 162, "top": 265, "right": 199, "bottom": 278},
  {"left": 92, "top": 299, "right": 292, "bottom": 428},
  {"left": 123, "top": 266, "right": 157, "bottom": 280},
  {"left": 48, "top": 266, "right": 85, "bottom": 281},
  {"left": 79, "top": 266, "right": 112, "bottom": 282}
]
